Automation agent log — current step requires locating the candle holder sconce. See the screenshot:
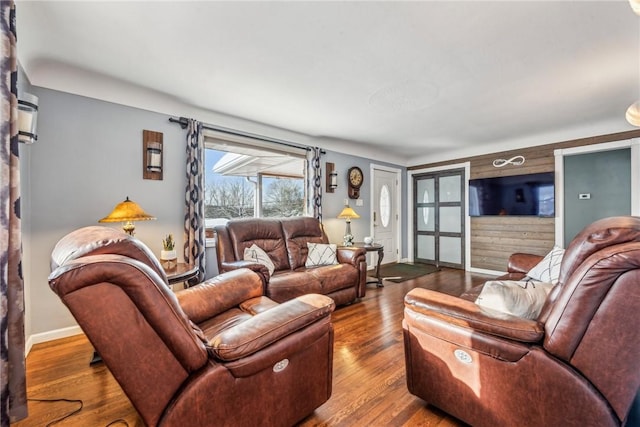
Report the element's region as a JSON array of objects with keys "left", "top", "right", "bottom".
[{"left": 143, "top": 130, "right": 163, "bottom": 180}]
